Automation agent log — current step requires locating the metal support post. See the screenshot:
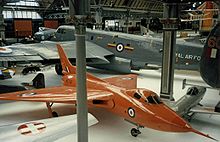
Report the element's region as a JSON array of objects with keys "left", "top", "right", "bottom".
[
  {"left": 95, "top": 7, "right": 102, "bottom": 29},
  {"left": 68, "top": 0, "right": 92, "bottom": 142},
  {"left": 75, "top": 24, "right": 87, "bottom": 142},
  {"left": 0, "top": 5, "right": 5, "bottom": 42},
  {"left": 125, "top": 9, "right": 130, "bottom": 33},
  {"left": 160, "top": 3, "right": 179, "bottom": 100}
]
